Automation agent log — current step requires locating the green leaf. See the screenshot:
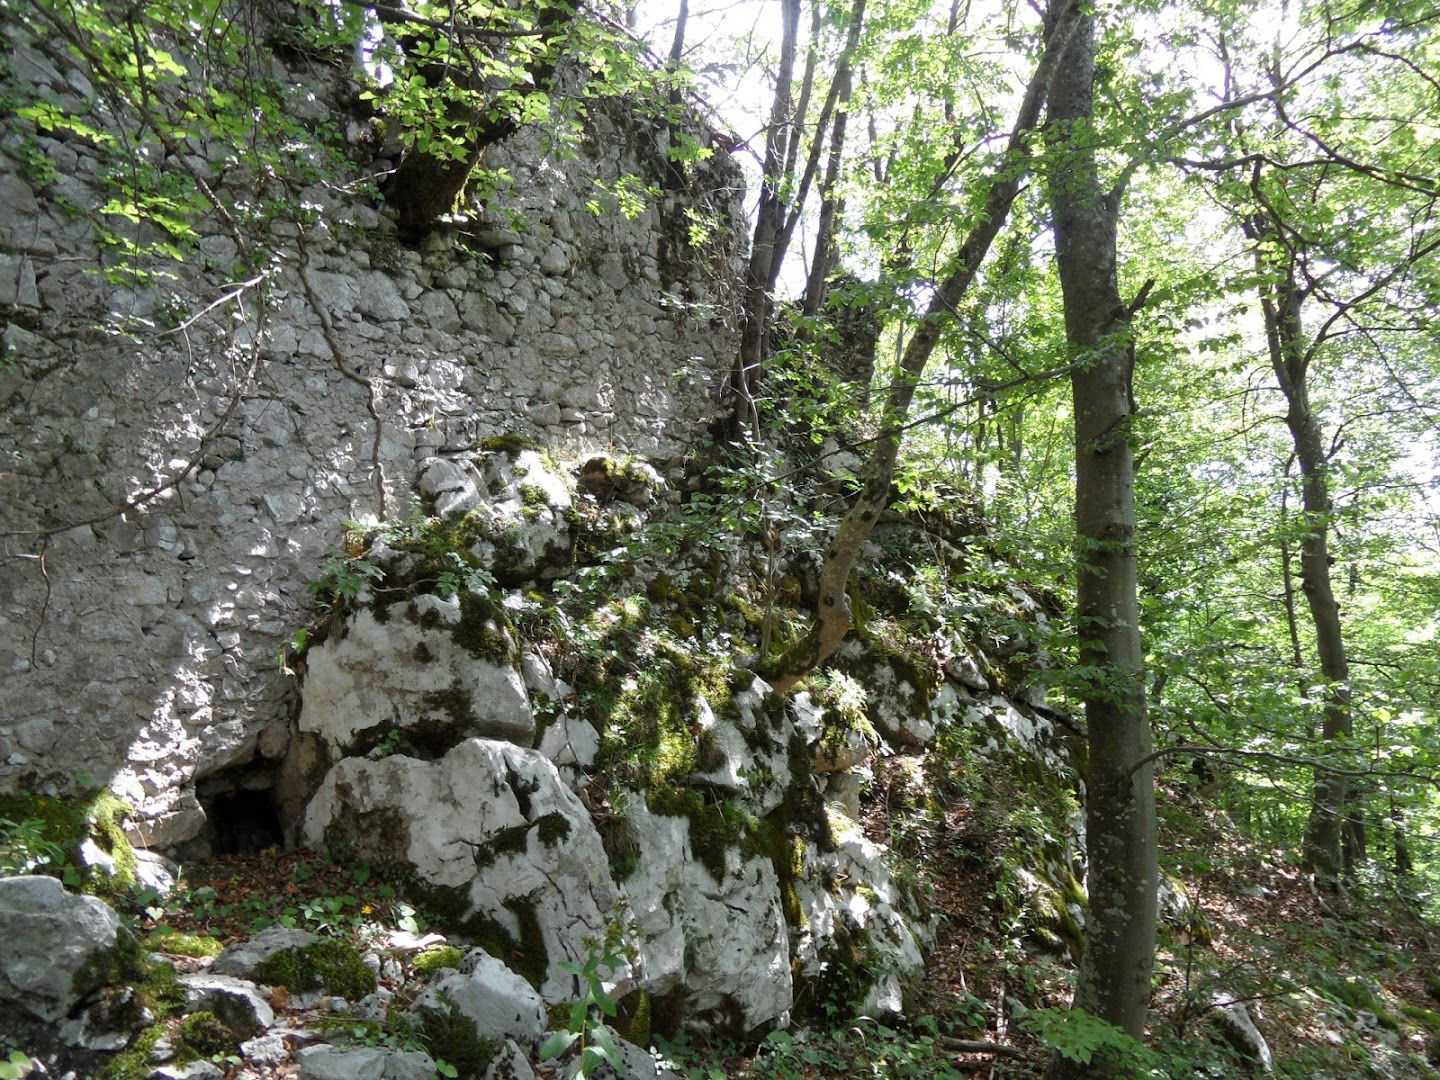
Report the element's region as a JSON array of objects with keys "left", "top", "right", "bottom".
[{"left": 538, "top": 1030, "right": 578, "bottom": 1061}]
